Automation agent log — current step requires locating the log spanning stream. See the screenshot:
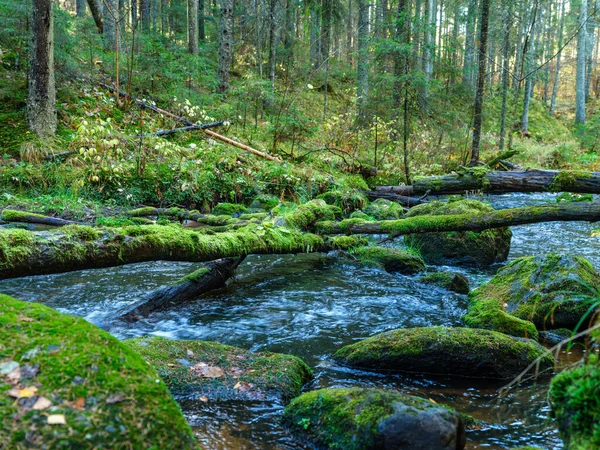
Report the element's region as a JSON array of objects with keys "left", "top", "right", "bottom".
[{"left": 1, "top": 193, "right": 599, "bottom": 449}]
